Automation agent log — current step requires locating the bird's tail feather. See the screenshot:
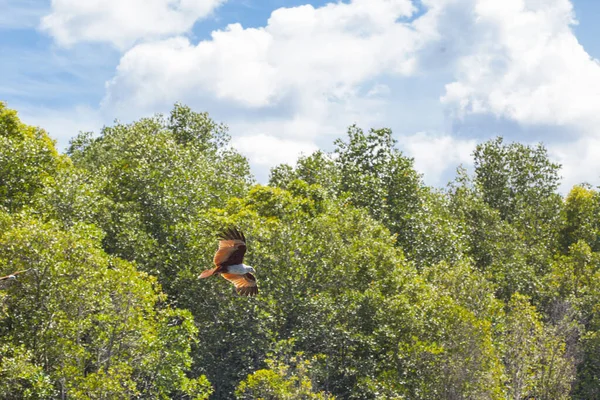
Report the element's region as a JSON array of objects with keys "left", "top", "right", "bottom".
[{"left": 199, "top": 267, "right": 218, "bottom": 279}]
